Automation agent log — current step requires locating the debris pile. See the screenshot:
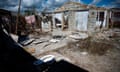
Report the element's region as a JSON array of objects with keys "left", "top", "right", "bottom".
[
  {"left": 93, "top": 28, "right": 120, "bottom": 41},
  {"left": 50, "top": 35, "right": 65, "bottom": 43},
  {"left": 69, "top": 32, "right": 88, "bottom": 40}
]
